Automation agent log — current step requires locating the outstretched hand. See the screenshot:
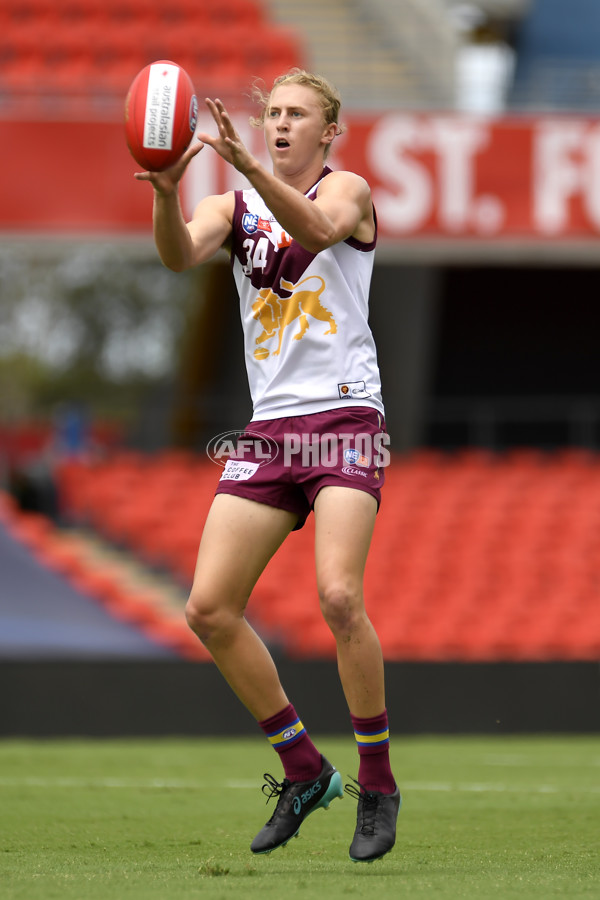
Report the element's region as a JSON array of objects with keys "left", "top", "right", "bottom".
[
  {"left": 134, "top": 98, "right": 257, "bottom": 192},
  {"left": 133, "top": 138, "right": 204, "bottom": 194},
  {"left": 198, "top": 98, "right": 257, "bottom": 175}
]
